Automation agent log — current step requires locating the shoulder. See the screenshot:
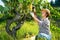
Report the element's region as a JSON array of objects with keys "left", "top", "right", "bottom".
[
  {"left": 43, "top": 19, "right": 50, "bottom": 25},
  {"left": 45, "top": 19, "right": 50, "bottom": 23}
]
